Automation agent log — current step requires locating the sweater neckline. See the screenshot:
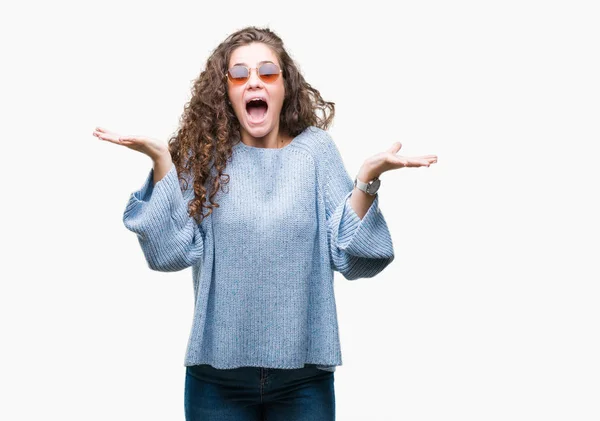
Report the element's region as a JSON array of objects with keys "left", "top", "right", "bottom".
[{"left": 234, "top": 131, "right": 301, "bottom": 152}]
